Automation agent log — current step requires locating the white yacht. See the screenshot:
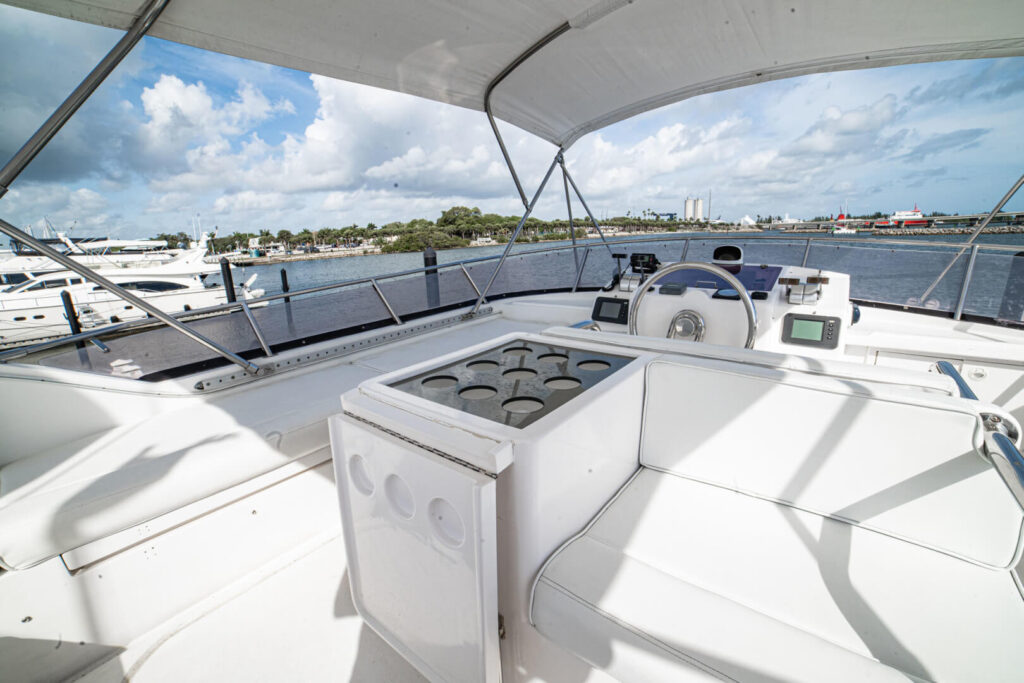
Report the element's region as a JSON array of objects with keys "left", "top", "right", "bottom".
[
  {"left": 1, "top": 2, "right": 1023, "bottom": 683},
  {"left": 0, "top": 257, "right": 263, "bottom": 349},
  {"left": 0, "top": 233, "right": 212, "bottom": 286}
]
